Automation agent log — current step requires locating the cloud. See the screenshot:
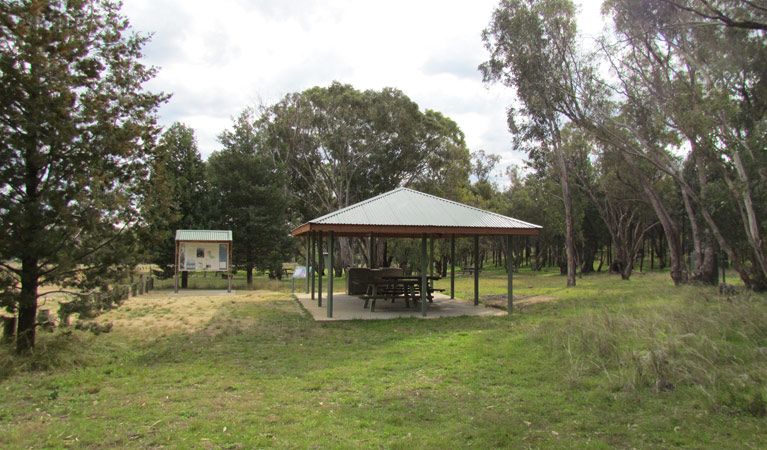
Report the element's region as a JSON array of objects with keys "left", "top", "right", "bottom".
[
  {"left": 122, "top": 0, "right": 605, "bottom": 166},
  {"left": 422, "top": 56, "right": 482, "bottom": 80}
]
